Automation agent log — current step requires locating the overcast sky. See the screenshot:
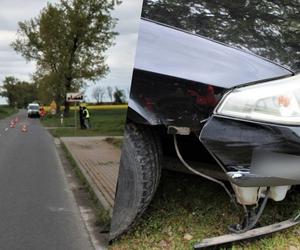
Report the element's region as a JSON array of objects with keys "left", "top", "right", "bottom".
[{"left": 0, "top": 0, "right": 142, "bottom": 104}]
